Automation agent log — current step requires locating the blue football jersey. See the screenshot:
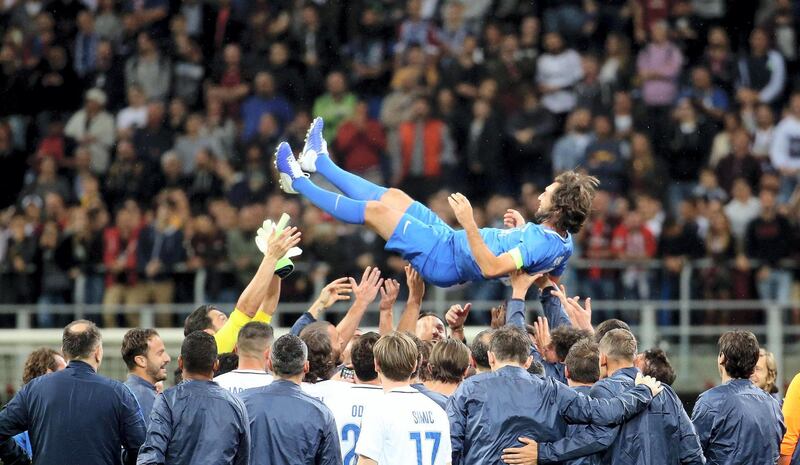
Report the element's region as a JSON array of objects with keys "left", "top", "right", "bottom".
[{"left": 453, "top": 223, "right": 573, "bottom": 282}]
